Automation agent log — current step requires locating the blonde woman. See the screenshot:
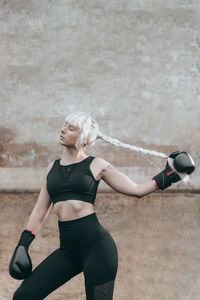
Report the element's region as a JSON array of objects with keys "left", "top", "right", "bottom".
[{"left": 9, "top": 111, "right": 195, "bottom": 300}]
